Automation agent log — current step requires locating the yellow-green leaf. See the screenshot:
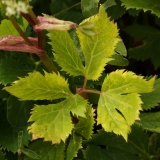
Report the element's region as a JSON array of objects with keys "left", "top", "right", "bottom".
[
  {"left": 77, "top": 5, "right": 119, "bottom": 80},
  {"left": 5, "top": 71, "right": 72, "bottom": 100},
  {"left": 97, "top": 70, "right": 155, "bottom": 140}
]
